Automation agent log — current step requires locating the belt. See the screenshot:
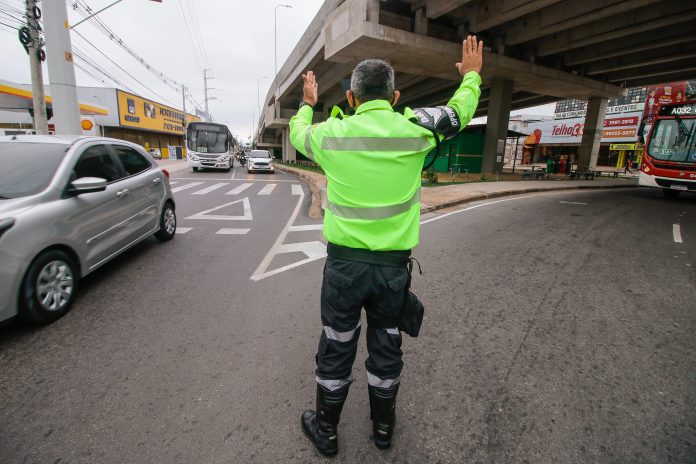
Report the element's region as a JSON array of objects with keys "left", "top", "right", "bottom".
[{"left": 327, "top": 242, "right": 410, "bottom": 267}]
